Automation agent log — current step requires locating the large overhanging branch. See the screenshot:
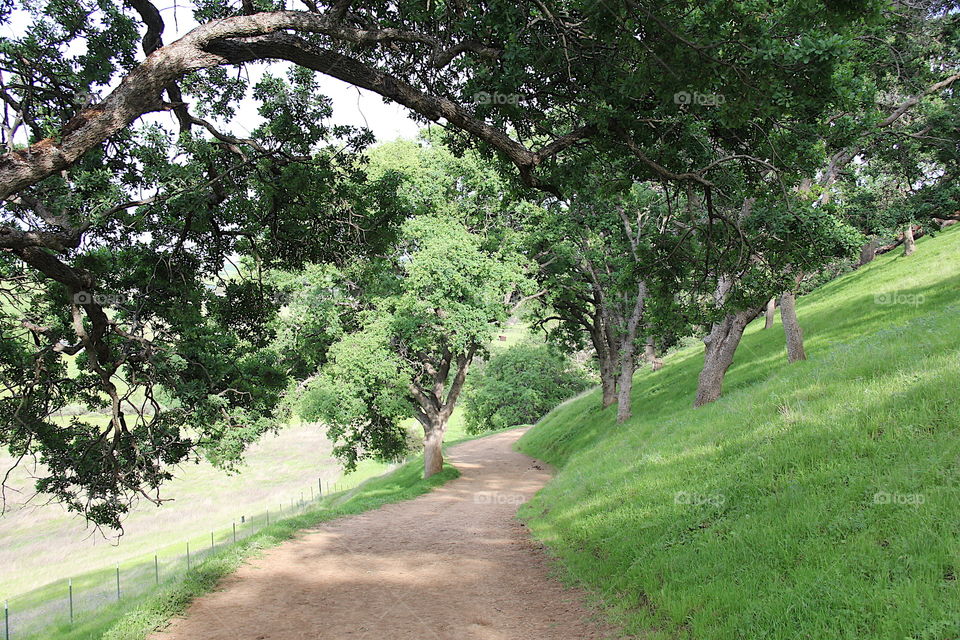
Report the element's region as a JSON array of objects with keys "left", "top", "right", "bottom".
[{"left": 0, "top": 10, "right": 580, "bottom": 201}]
